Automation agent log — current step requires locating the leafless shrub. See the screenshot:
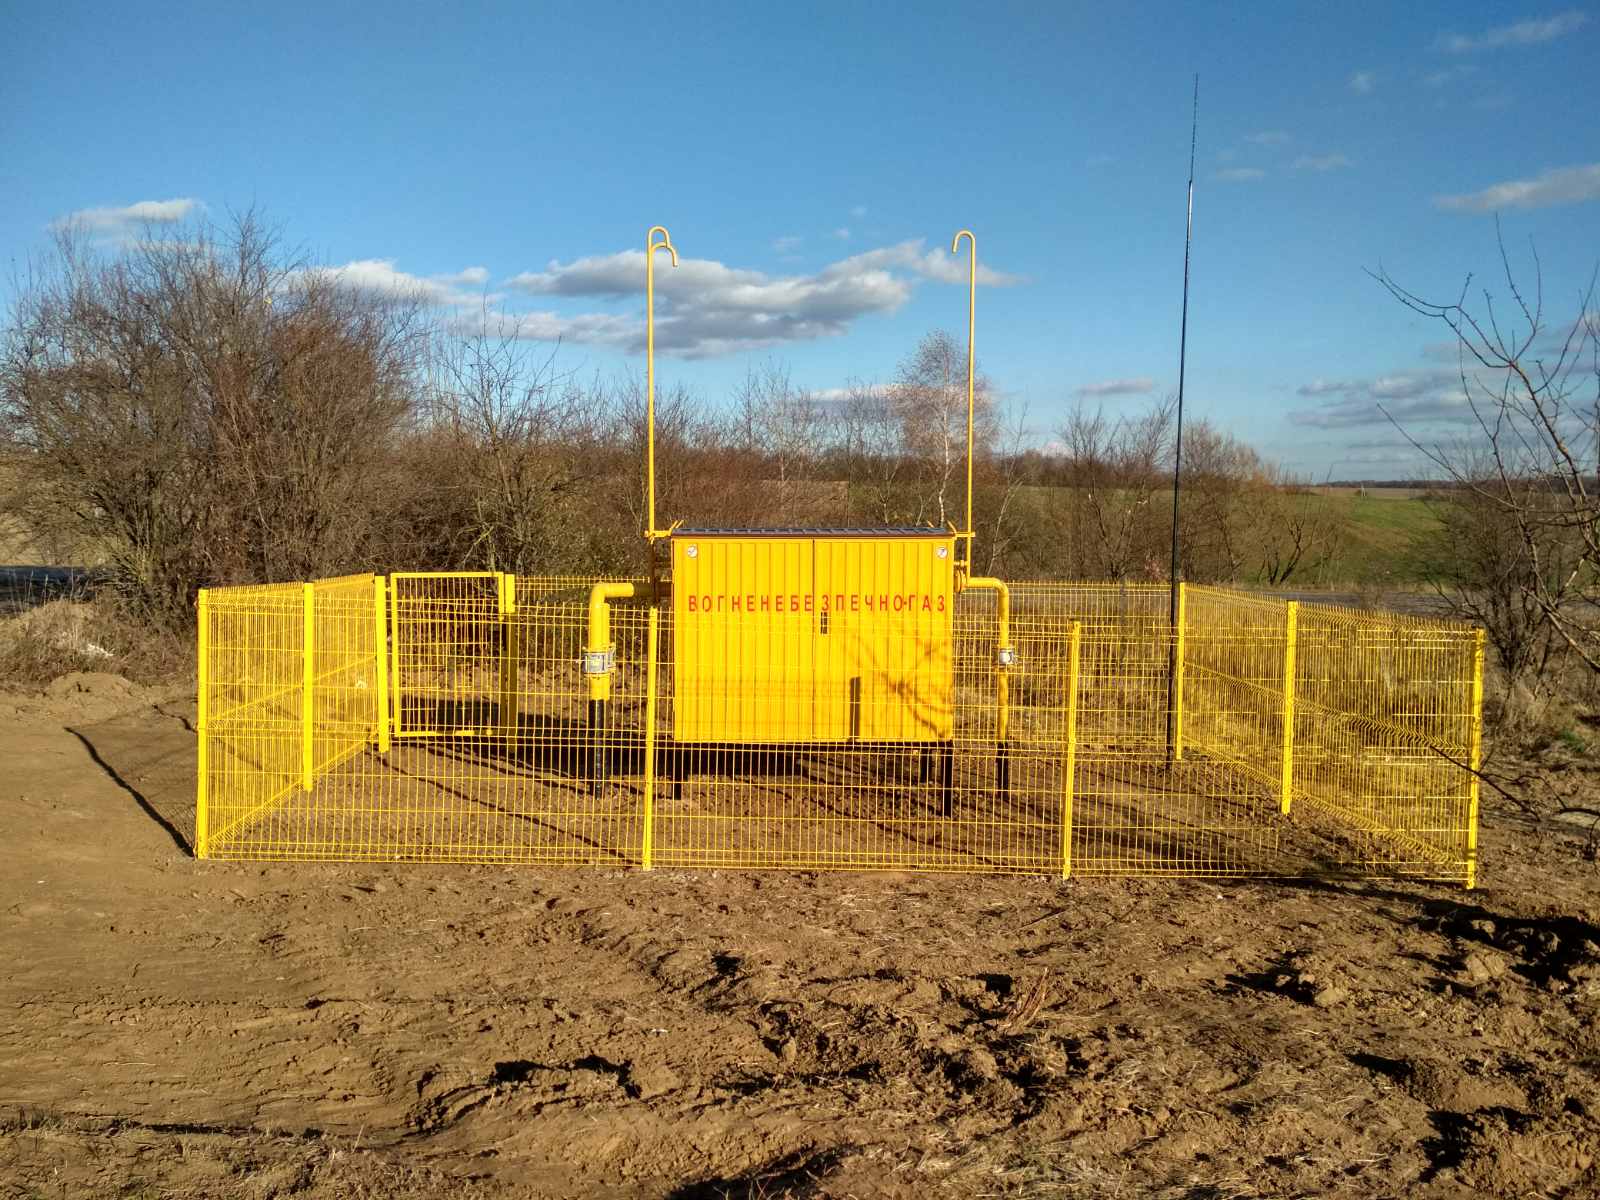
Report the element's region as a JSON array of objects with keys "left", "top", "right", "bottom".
[
  {"left": 1374, "top": 227, "right": 1598, "bottom": 686},
  {"left": 1, "top": 212, "right": 427, "bottom": 625}
]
